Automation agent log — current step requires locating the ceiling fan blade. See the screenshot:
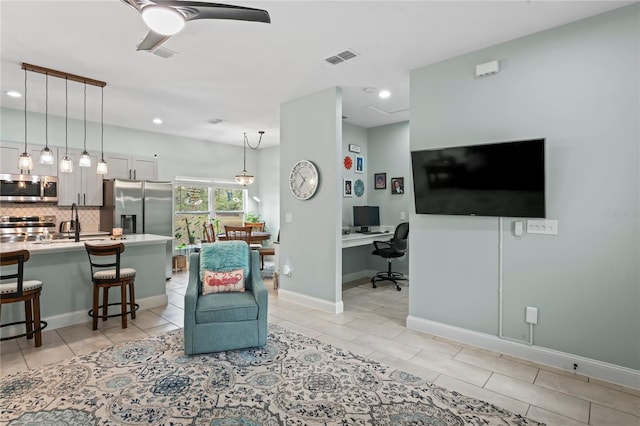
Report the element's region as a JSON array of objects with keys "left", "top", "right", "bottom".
[
  {"left": 137, "top": 30, "right": 171, "bottom": 51},
  {"left": 164, "top": 1, "right": 270, "bottom": 23}
]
